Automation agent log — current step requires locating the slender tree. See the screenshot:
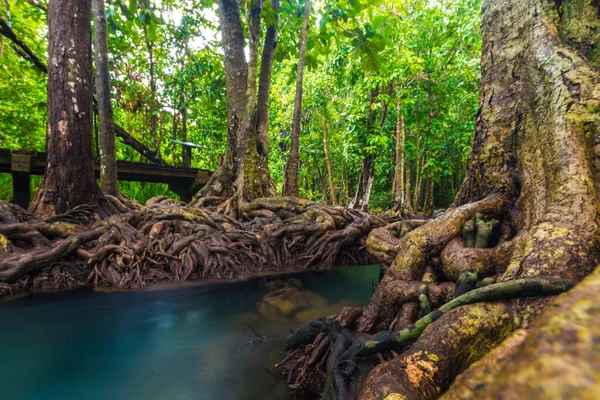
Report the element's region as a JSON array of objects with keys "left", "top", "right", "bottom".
[
  {"left": 393, "top": 100, "right": 405, "bottom": 211},
  {"left": 92, "top": 0, "right": 118, "bottom": 196},
  {"left": 283, "top": 0, "right": 311, "bottom": 197},
  {"left": 322, "top": 112, "right": 336, "bottom": 205},
  {"left": 349, "top": 83, "right": 392, "bottom": 210},
  {"left": 30, "top": 0, "right": 100, "bottom": 218}
]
